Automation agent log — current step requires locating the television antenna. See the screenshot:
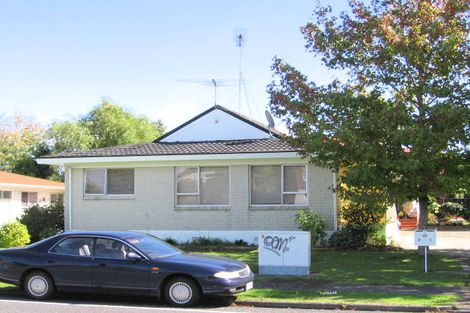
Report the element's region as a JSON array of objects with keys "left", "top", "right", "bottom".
[
  {"left": 234, "top": 29, "right": 247, "bottom": 113},
  {"left": 176, "top": 79, "right": 235, "bottom": 105}
]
